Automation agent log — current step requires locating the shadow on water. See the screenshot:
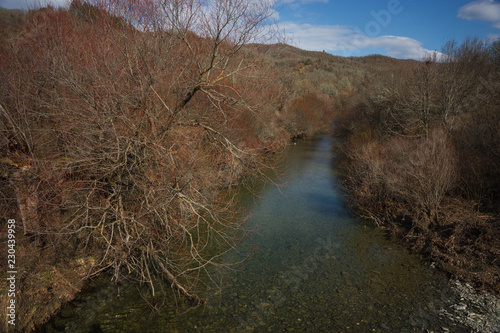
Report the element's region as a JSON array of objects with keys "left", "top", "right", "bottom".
[{"left": 43, "top": 136, "right": 468, "bottom": 333}]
